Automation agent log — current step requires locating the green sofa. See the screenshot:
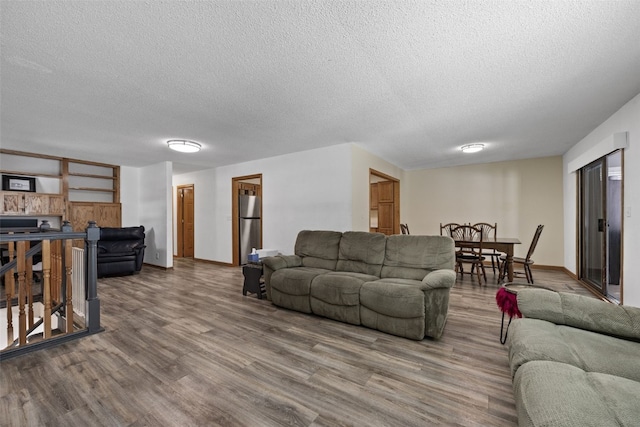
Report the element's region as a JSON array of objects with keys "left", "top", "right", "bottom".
[
  {"left": 261, "top": 230, "right": 456, "bottom": 340},
  {"left": 507, "top": 288, "right": 640, "bottom": 427}
]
